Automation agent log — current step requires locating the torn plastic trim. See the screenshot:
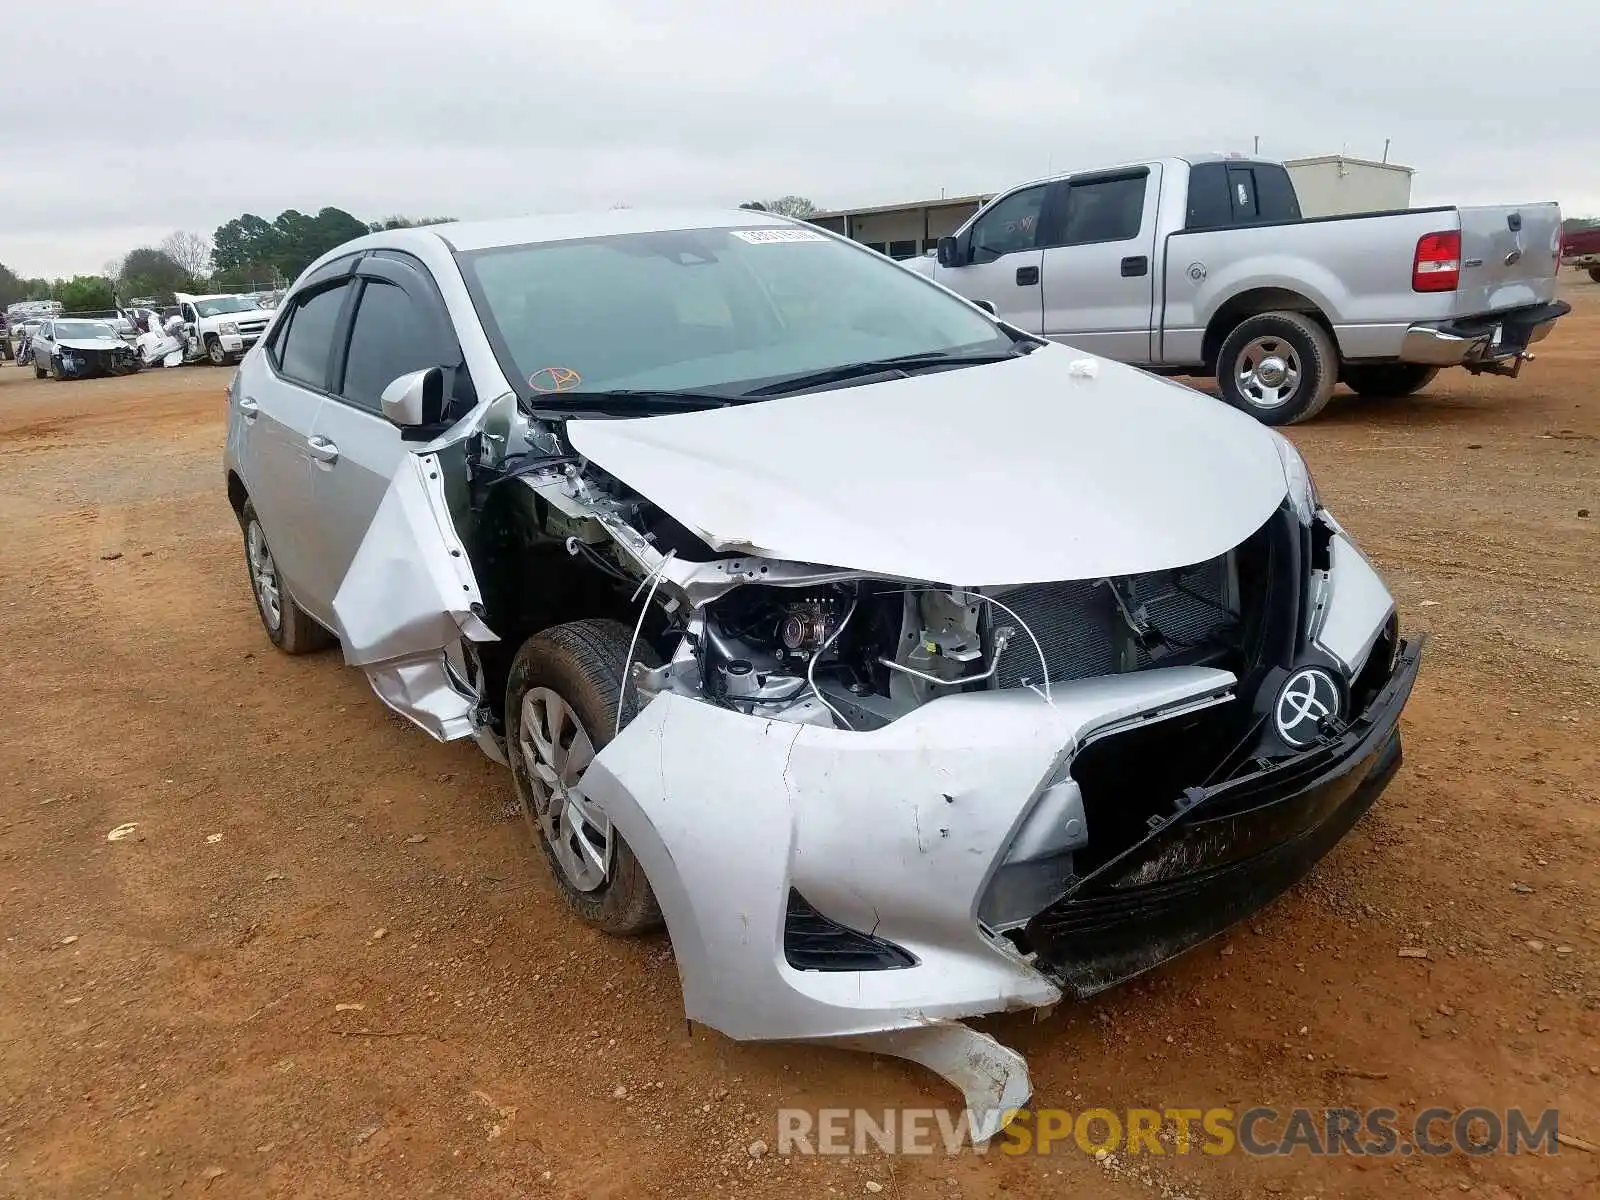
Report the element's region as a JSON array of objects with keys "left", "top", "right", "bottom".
[
  {"left": 577, "top": 668, "right": 1238, "bottom": 1116},
  {"left": 827, "top": 1021, "right": 1033, "bottom": 1145}
]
